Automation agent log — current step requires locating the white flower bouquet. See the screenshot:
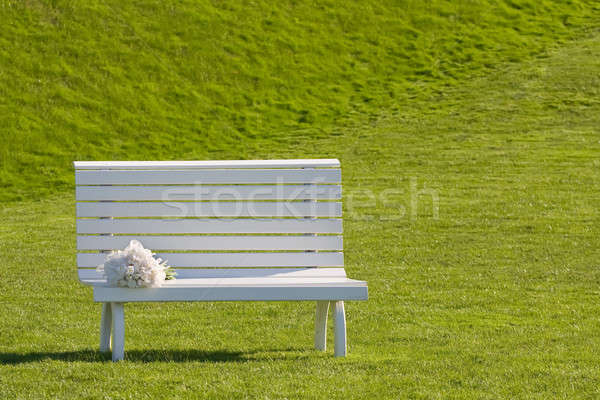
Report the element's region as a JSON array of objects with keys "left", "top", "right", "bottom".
[{"left": 97, "top": 240, "right": 176, "bottom": 288}]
